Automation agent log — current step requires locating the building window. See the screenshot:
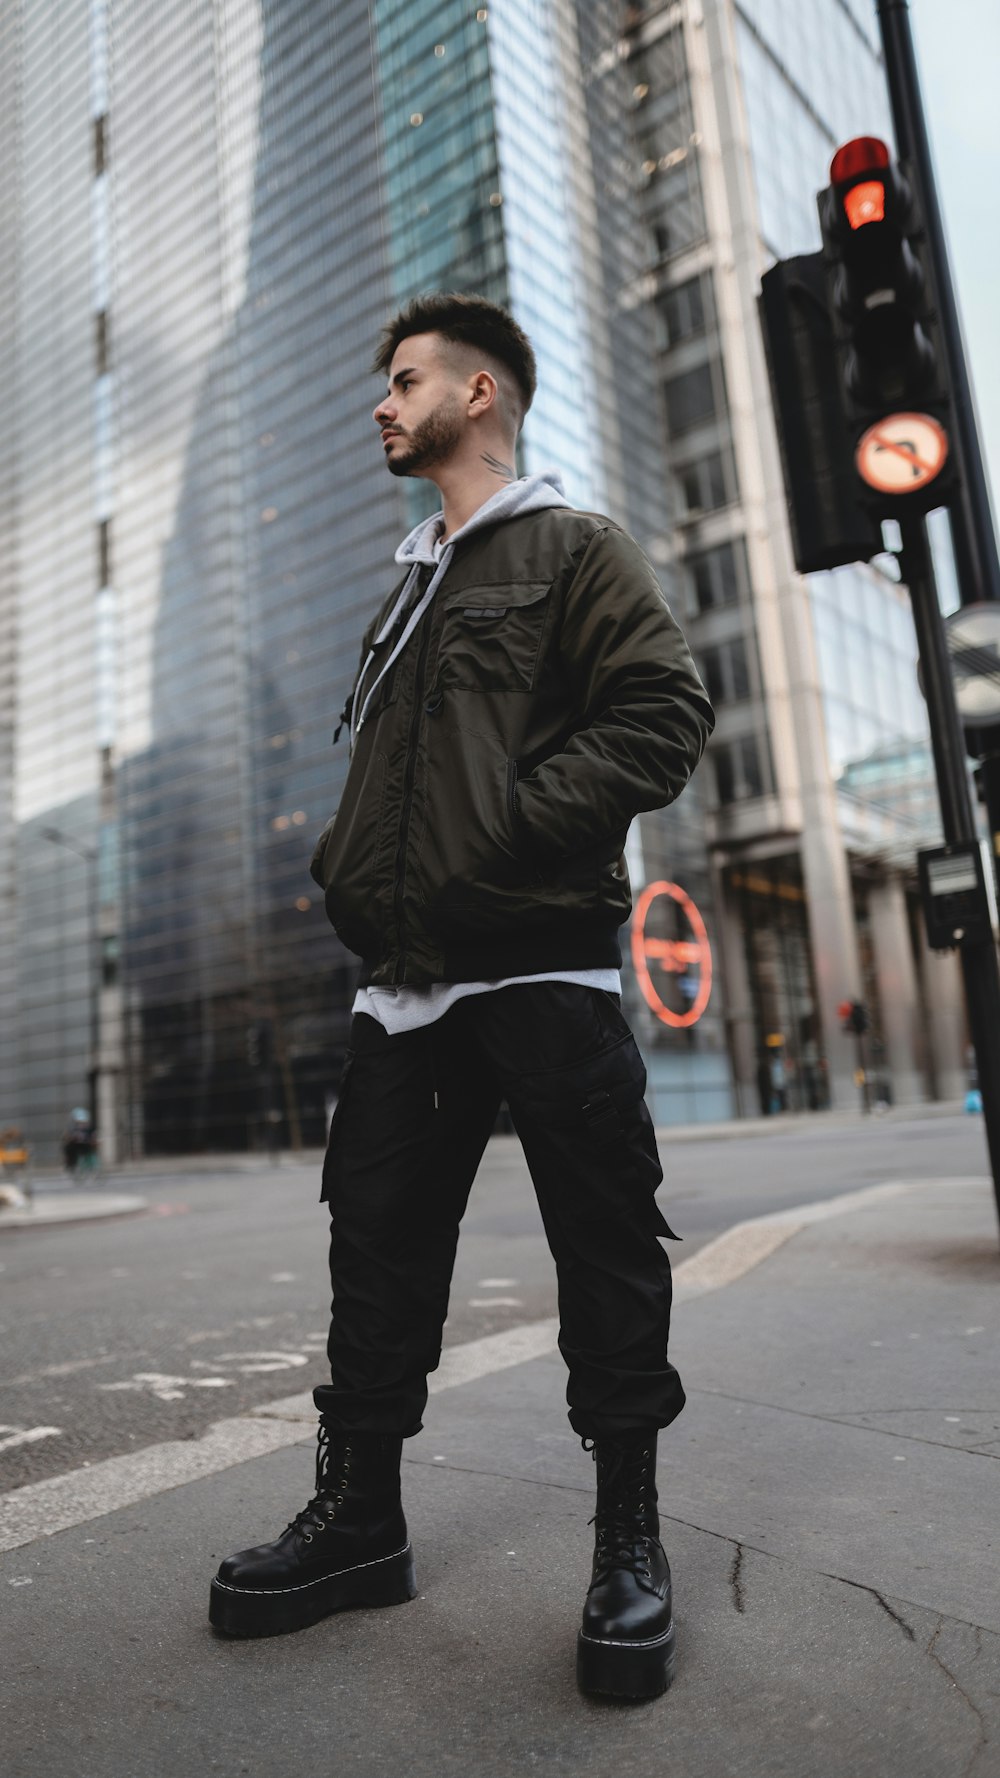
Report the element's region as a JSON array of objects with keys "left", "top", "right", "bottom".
[
  {"left": 698, "top": 636, "right": 751, "bottom": 706},
  {"left": 96, "top": 309, "right": 109, "bottom": 375},
  {"left": 688, "top": 537, "right": 747, "bottom": 613},
  {"left": 94, "top": 113, "right": 107, "bottom": 176},
  {"left": 663, "top": 359, "right": 725, "bottom": 435},
  {"left": 98, "top": 518, "right": 111, "bottom": 587},
  {"left": 714, "top": 734, "right": 768, "bottom": 805},
  {"left": 658, "top": 274, "right": 711, "bottom": 347},
  {"left": 102, "top": 933, "right": 119, "bottom": 987},
  {"left": 680, "top": 449, "right": 732, "bottom": 514}
]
